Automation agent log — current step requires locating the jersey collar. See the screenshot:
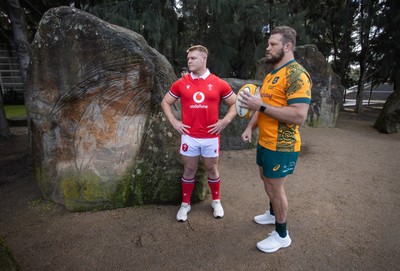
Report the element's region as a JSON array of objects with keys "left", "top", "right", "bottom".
[
  {"left": 271, "top": 59, "right": 296, "bottom": 74},
  {"left": 190, "top": 69, "right": 210, "bottom": 80}
]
